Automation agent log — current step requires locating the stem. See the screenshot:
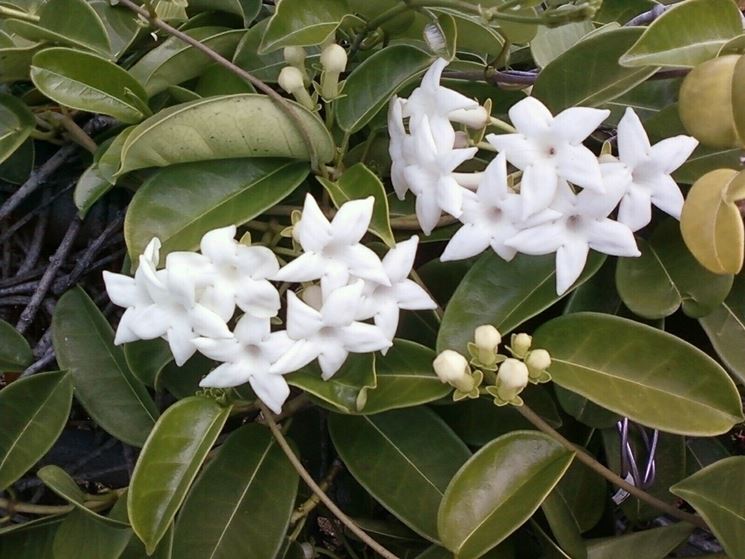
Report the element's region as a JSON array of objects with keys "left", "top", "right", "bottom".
[
  {"left": 515, "top": 404, "right": 709, "bottom": 531},
  {"left": 116, "top": 0, "right": 324, "bottom": 174},
  {"left": 290, "top": 460, "right": 343, "bottom": 524},
  {"left": 0, "top": 498, "right": 72, "bottom": 515},
  {"left": 53, "top": 113, "right": 98, "bottom": 153},
  {"left": 488, "top": 116, "right": 516, "bottom": 134},
  {"left": 0, "top": 5, "right": 39, "bottom": 21},
  {"left": 258, "top": 402, "right": 400, "bottom": 559}
]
